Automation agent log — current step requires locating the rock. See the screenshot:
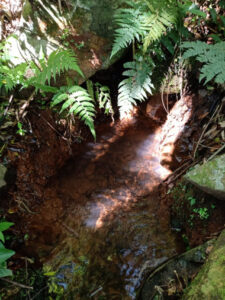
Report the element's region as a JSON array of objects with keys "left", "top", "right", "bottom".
[
  {"left": 139, "top": 239, "right": 216, "bottom": 300},
  {"left": 184, "top": 154, "right": 225, "bottom": 200},
  {"left": 5, "top": 0, "right": 122, "bottom": 84},
  {"left": 159, "top": 95, "right": 193, "bottom": 170},
  {"left": 0, "top": 164, "right": 7, "bottom": 189},
  {"left": 145, "top": 94, "right": 167, "bottom": 123},
  {"left": 0, "top": 163, "right": 16, "bottom": 197},
  {"left": 182, "top": 229, "right": 225, "bottom": 300}
]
